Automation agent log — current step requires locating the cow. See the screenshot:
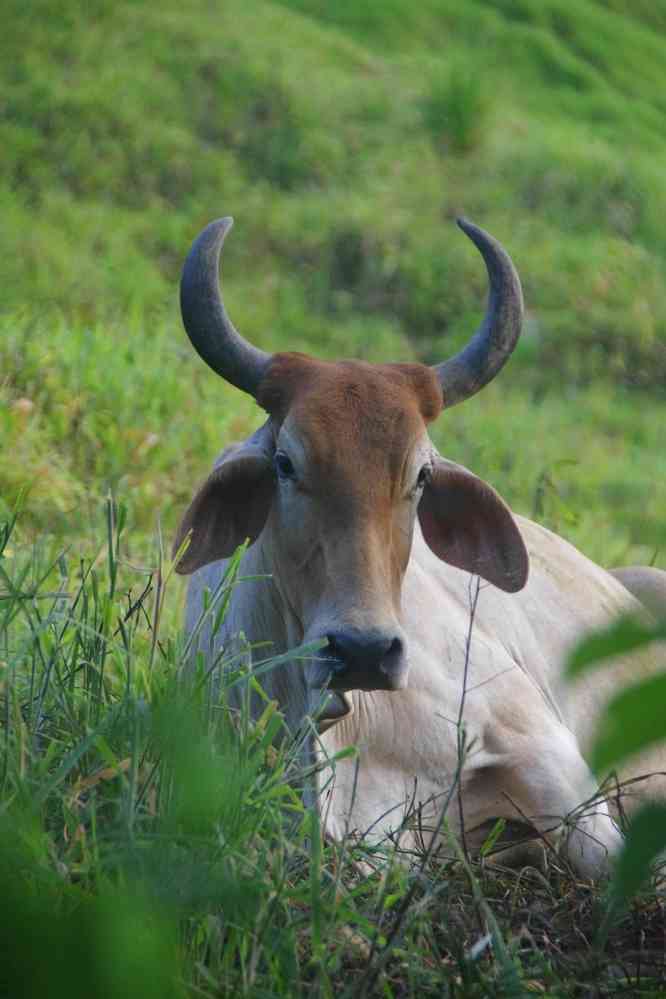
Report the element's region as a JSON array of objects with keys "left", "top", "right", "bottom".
[{"left": 173, "top": 216, "right": 666, "bottom": 879}]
